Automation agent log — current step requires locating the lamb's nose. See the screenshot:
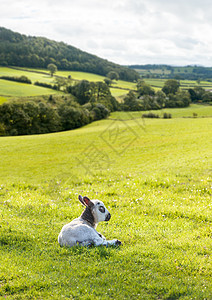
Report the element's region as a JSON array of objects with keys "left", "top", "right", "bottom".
[{"left": 105, "top": 213, "right": 111, "bottom": 221}]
